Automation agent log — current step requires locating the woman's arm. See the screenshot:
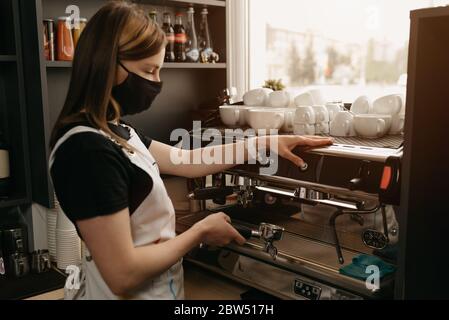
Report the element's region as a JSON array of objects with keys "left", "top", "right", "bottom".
[
  {"left": 77, "top": 208, "right": 245, "bottom": 297},
  {"left": 150, "top": 135, "right": 333, "bottom": 179}
]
